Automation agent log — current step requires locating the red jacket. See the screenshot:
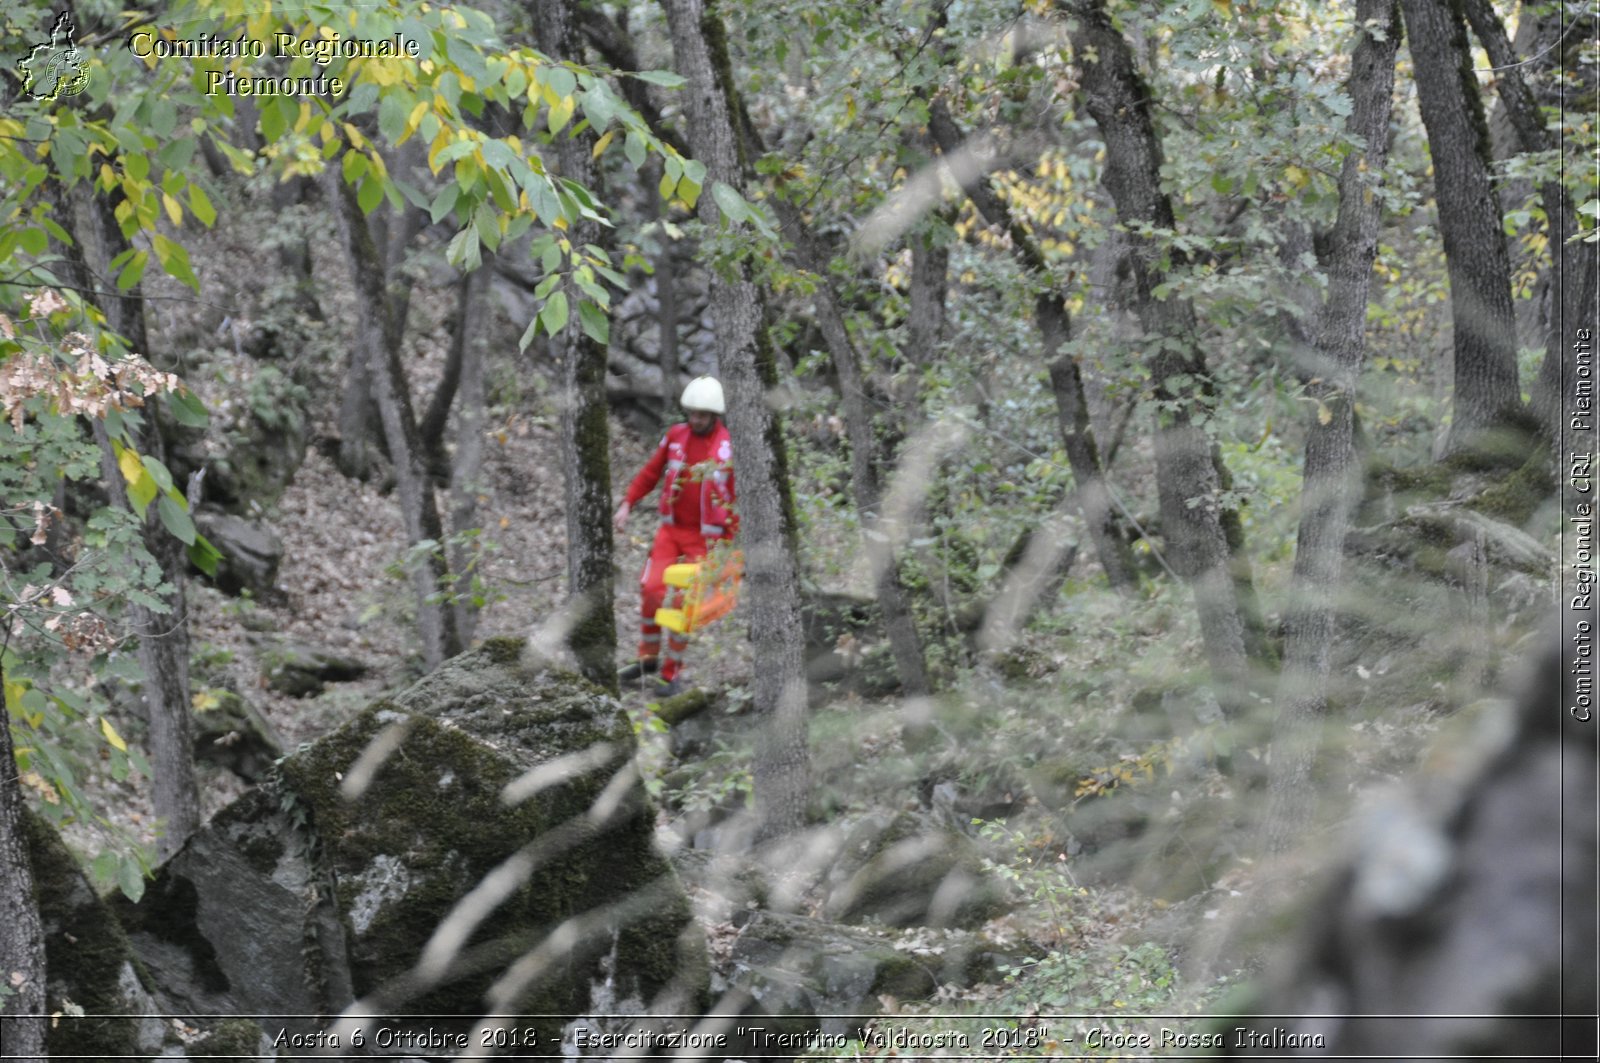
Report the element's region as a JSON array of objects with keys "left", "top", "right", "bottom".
[{"left": 625, "top": 421, "right": 737, "bottom": 538}]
